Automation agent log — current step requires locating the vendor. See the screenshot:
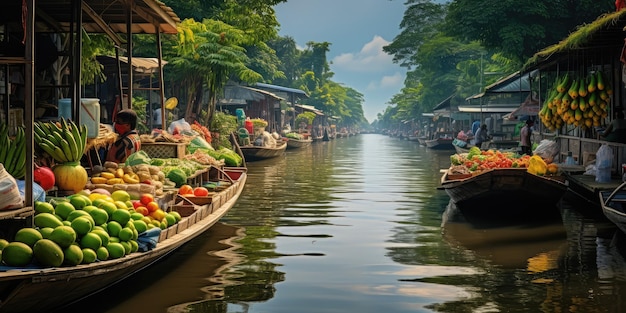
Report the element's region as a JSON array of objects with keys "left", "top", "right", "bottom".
[
  {"left": 106, "top": 109, "right": 141, "bottom": 163},
  {"left": 601, "top": 110, "right": 626, "bottom": 144}
]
